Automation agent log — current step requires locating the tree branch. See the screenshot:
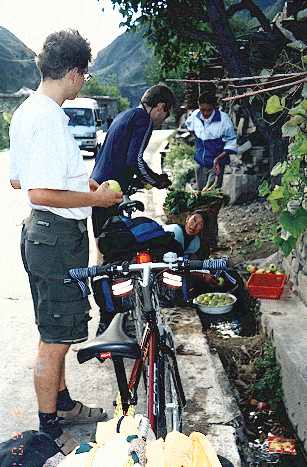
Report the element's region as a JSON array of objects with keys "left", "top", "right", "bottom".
[
  {"left": 222, "top": 78, "right": 307, "bottom": 102},
  {"left": 227, "top": 0, "right": 272, "bottom": 33}
]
